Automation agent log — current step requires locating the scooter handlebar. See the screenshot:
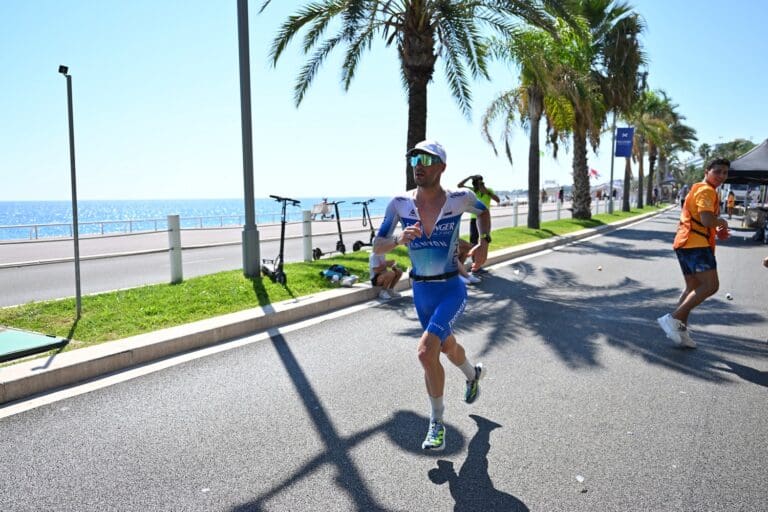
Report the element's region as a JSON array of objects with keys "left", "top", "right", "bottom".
[{"left": 269, "top": 194, "right": 301, "bottom": 206}]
